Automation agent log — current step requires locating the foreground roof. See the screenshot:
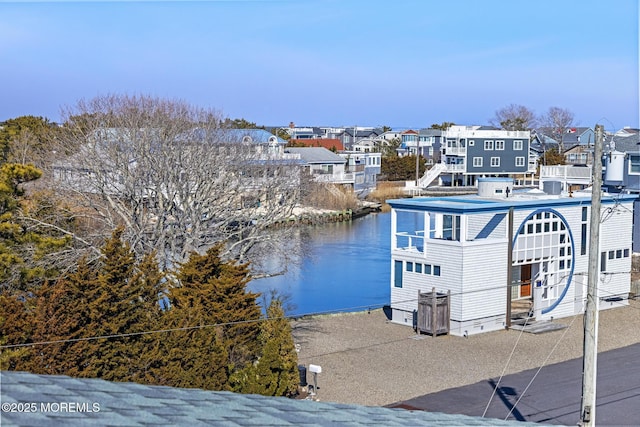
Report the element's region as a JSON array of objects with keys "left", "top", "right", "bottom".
[{"left": 1, "top": 371, "right": 539, "bottom": 426}]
